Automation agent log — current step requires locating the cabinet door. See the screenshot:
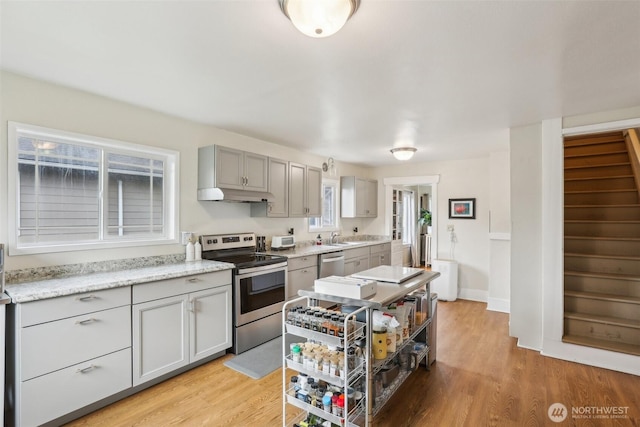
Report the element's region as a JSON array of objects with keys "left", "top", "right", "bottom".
[
  {"left": 306, "top": 166, "right": 322, "bottom": 217},
  {"left": 244, "top": 152, "right": 269, "bottom": 192},
  {"left": 365, "top": 179, "right": 378, "bottom": 217},
  {"left": 355, "top": 178, "right": 368, "bottom": 217},
  {"left": 189, "top": 285, "right": 232, "bottom": 362},
  {"left": 289, "top": 162, "right": 307, "bottom": 217},
  {"left": 215, "top": 146, "right": 245, "bottom": 190},
  {"left": 288, "top": 267, "right": 317, "bottom": 300},
  {"left": 267, "top": 158, "right": 289, "bottom": 217},
  {"left": 133, "top": 295, "right": 189, "bottom": 386}
]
